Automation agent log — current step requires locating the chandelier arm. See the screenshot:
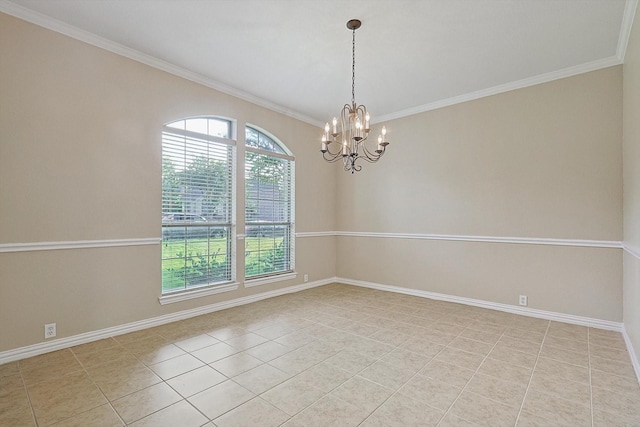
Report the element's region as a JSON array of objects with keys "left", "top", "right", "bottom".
[
  {"left": 360, "top": 143, "right": 384, "bottom": 160},
  {"left": 323, "top": 151, "right": 345, "bottom": 163}
]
